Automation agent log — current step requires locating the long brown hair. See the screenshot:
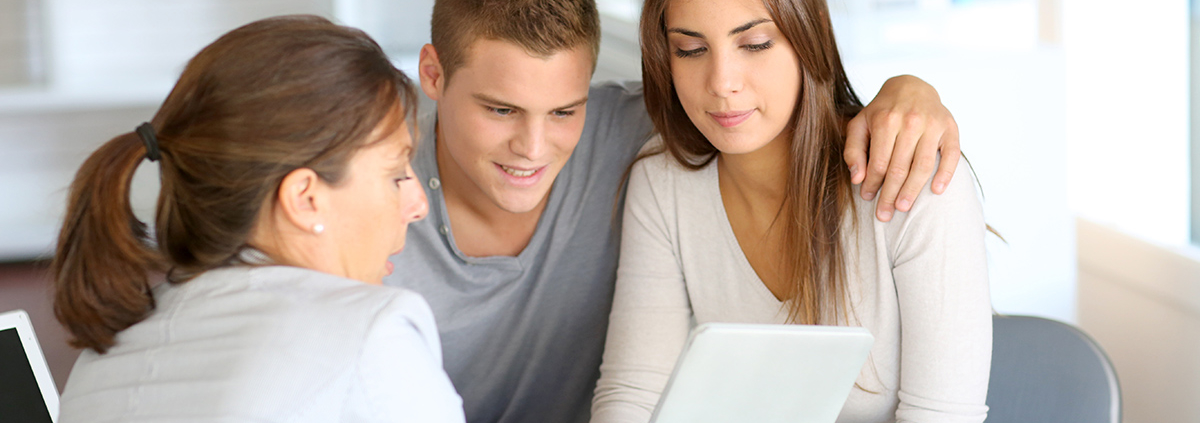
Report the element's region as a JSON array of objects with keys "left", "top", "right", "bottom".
[
  {"left": 52, "top": 15, "right": 418, "bottom": 353},
  {"left": 640, "top": 0, "right": 863, "bottom": 324}
]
